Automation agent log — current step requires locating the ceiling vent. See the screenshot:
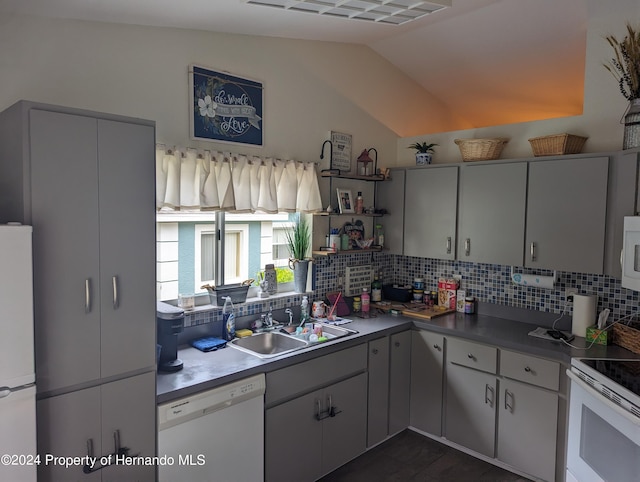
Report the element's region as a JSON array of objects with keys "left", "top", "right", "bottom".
[{"left": 244, "top": 0, "right": 451, "bottom": 25}]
